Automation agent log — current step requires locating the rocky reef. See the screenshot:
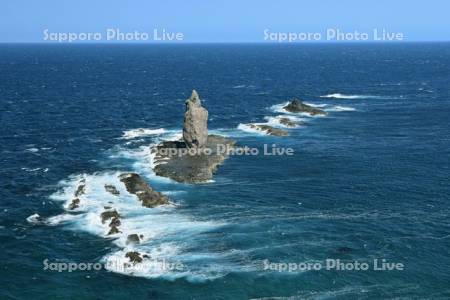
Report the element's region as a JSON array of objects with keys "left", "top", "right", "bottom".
[
  {"left": 284, "top": 98, "right": 327, "bottom": 116},
  {"left": 247, "top": 124, "right": 289, "bottom": 136},
  {"left": 154, "top": 90, "right": 235, "bottom": 183},
  {"left": 154, "top": 134, "right": 235, "bottom": 183},
  {"left": 119, "top": 173, "right": 169, "bottom": 207},
  {"left": 279, "top": 117, "right": 300, "bottom": 128}
]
